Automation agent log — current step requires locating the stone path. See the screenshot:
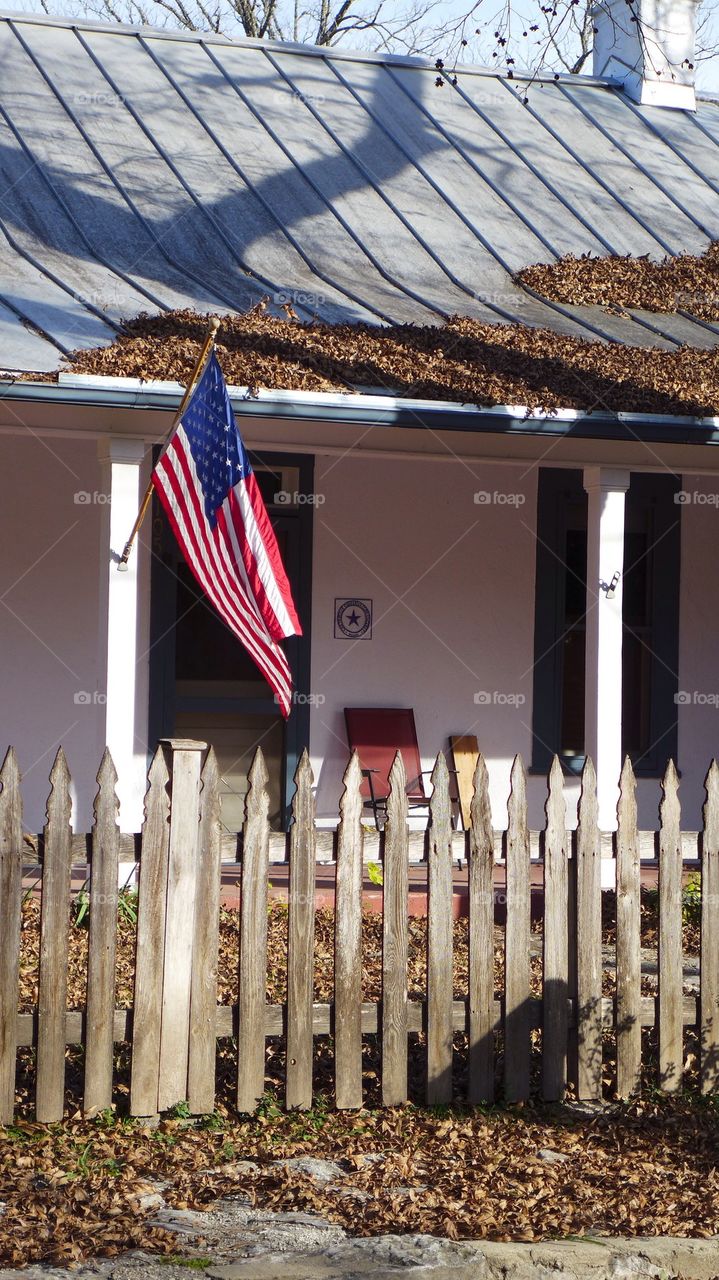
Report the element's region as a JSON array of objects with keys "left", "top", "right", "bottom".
[{"left": 1, "top": 1190, "right": 718, "bottom": 1280}]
